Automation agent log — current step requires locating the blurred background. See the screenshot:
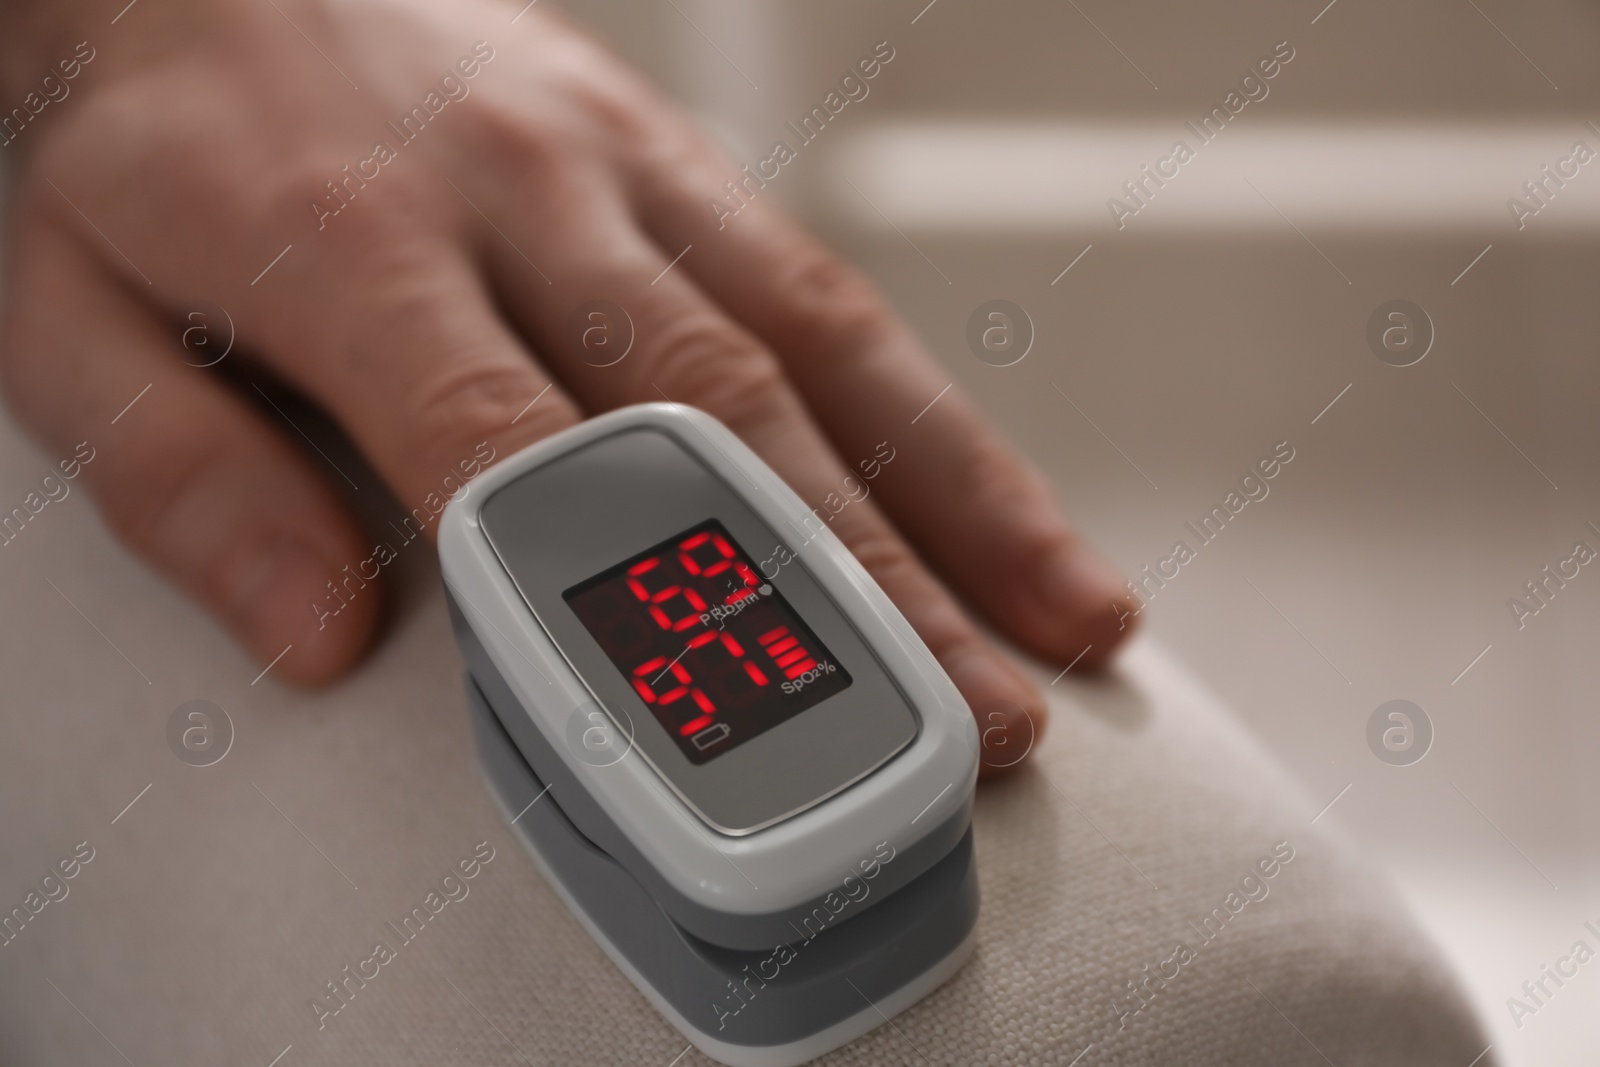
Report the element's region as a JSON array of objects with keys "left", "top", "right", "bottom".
[{"left": 563, "top": 0, "right": 1600, "bottom": 1062}]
